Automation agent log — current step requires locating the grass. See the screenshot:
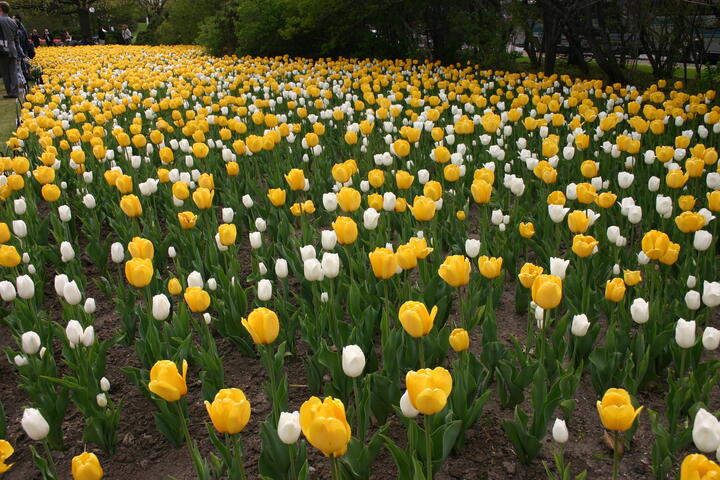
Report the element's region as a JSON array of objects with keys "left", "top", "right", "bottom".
[{"left": 0, "top": 84, "right": 18, "bottom": 147}]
